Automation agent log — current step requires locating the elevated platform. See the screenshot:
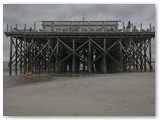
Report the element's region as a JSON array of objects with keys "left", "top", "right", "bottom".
[
  {"left": 5, "top": 32, "right": 155, "bottom": 42},
  {"left": 4, "top": 21, "right": 155, "bottom": 75}
]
